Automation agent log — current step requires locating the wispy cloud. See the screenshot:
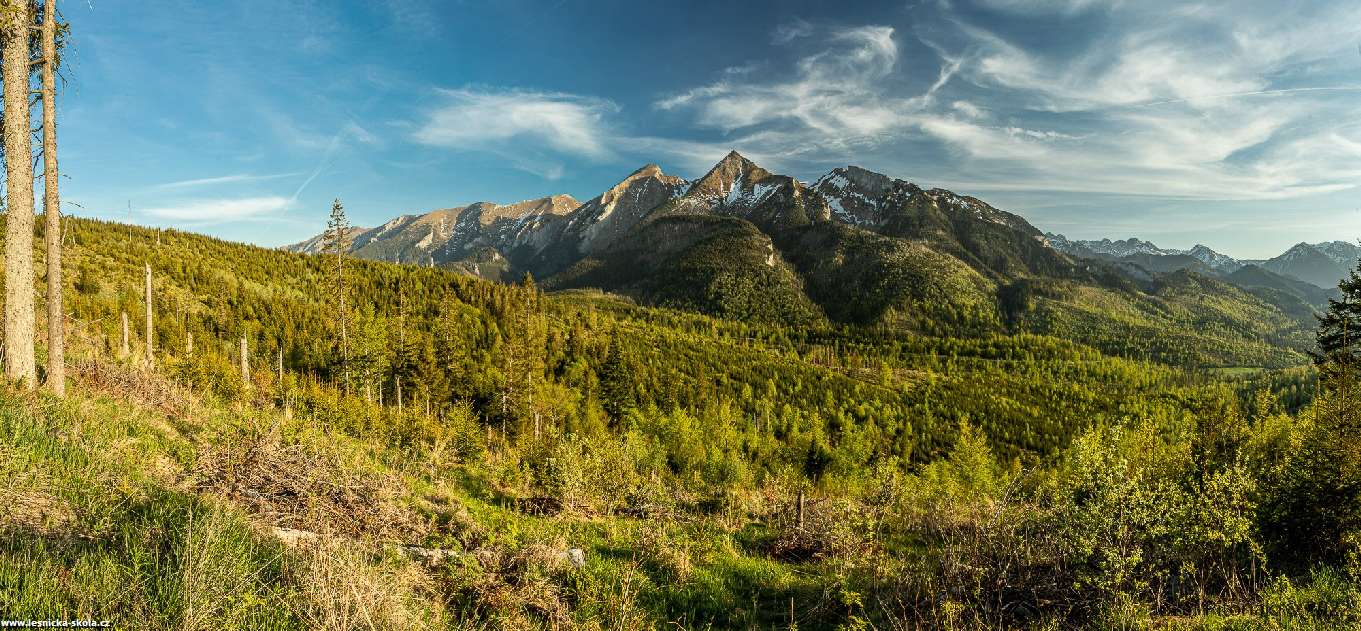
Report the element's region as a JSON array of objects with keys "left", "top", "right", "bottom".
[
  {"left": 934, "top": 1, "right": 1361, "bottom": 199},
  {"left": 647, "top": 3, "right": 1361, "bottom": 203},
  {"left": 143, "top": 196, "right": 293, "bottom": 223},
  {"left": 413, "top": 88, "right": 618, "bottom": 159},
  {"left": 656, "top": 25, "right": 909, "bottom": 140},
  {"left": 975, "top": 0, "right": 1121, "bottom": 14},
  {"left": 382, "top": 0, "right": 440, "bottom": 37},
  {"left": 772, "top": 17, "right": 813, "bottom": 44},
  {"left": 153, "top": 172, "right": 301, "bottom": 190},
  {"left": 288, "top": 121, "right": 382, "bottom": 203}
]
